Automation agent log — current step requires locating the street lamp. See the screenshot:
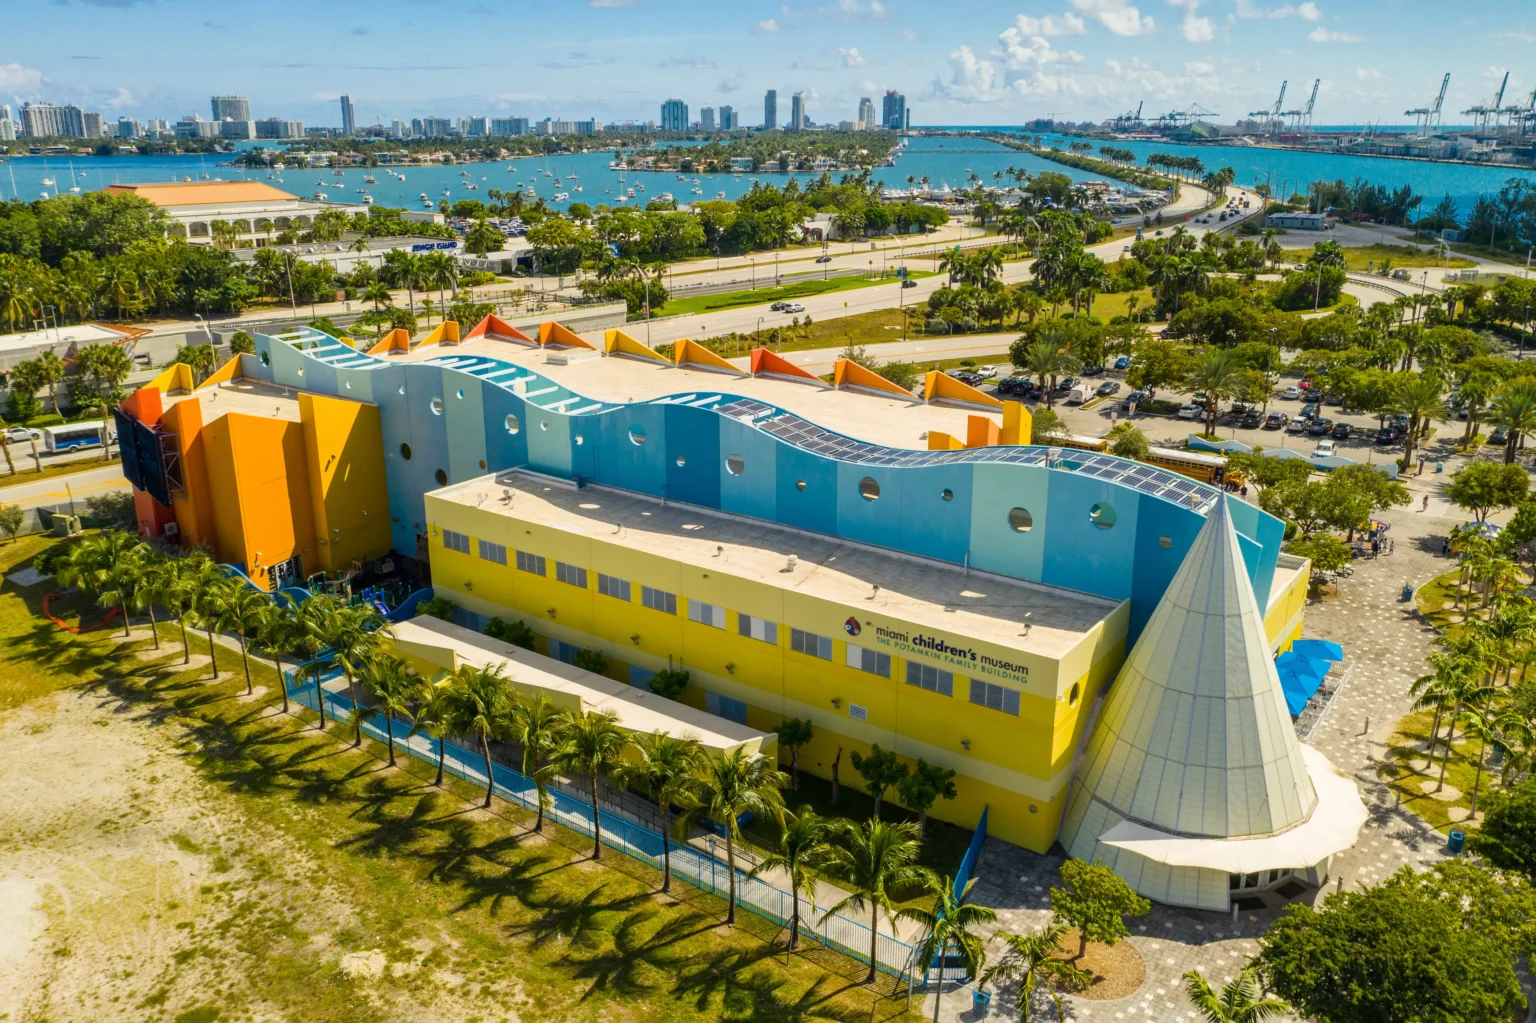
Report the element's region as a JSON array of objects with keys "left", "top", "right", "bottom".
[{"left": 628, "top": 259, "right": 652, "bottom": 344}]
